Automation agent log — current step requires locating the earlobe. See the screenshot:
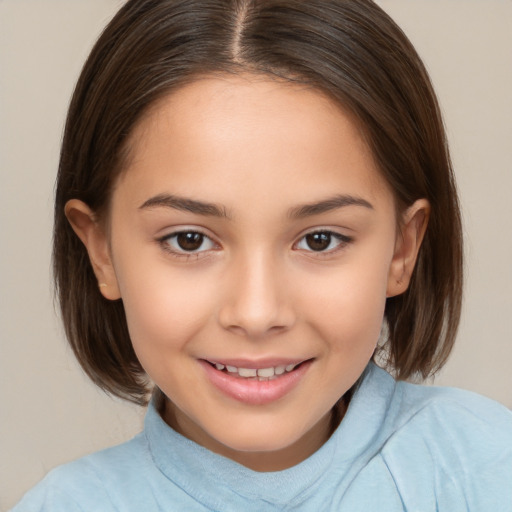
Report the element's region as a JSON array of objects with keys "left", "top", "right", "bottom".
[
  {"left": 64, "top": 199, "right": 121, "bottom": 300},
  {"left": 386, "top": 199, "right": 430, "bottom": 298}
]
